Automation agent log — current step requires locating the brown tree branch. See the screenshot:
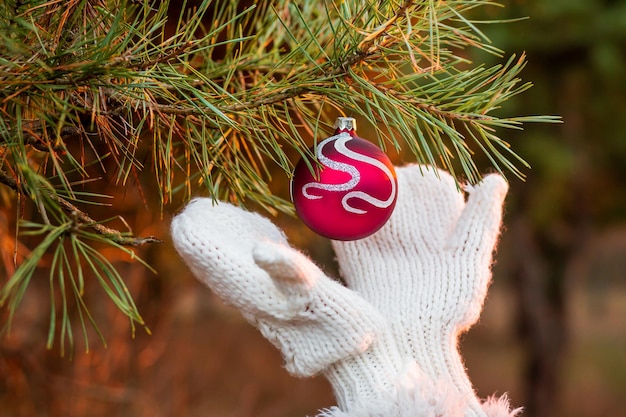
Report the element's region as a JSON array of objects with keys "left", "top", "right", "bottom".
[
  {"left": 104, "top": 1, "right": 415, "bottom": 116},
  {"left": 0, "top": 169, "right": 162, "bottom": 246},
  {"left": 355, "top": 0, "right": 417, "bottom": 57},
  {"left": 223, "top": 2, "right": 417, "bottom": 113},
  {"left": 0, "top": 121, "right": 81, "bottom": 152}
]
